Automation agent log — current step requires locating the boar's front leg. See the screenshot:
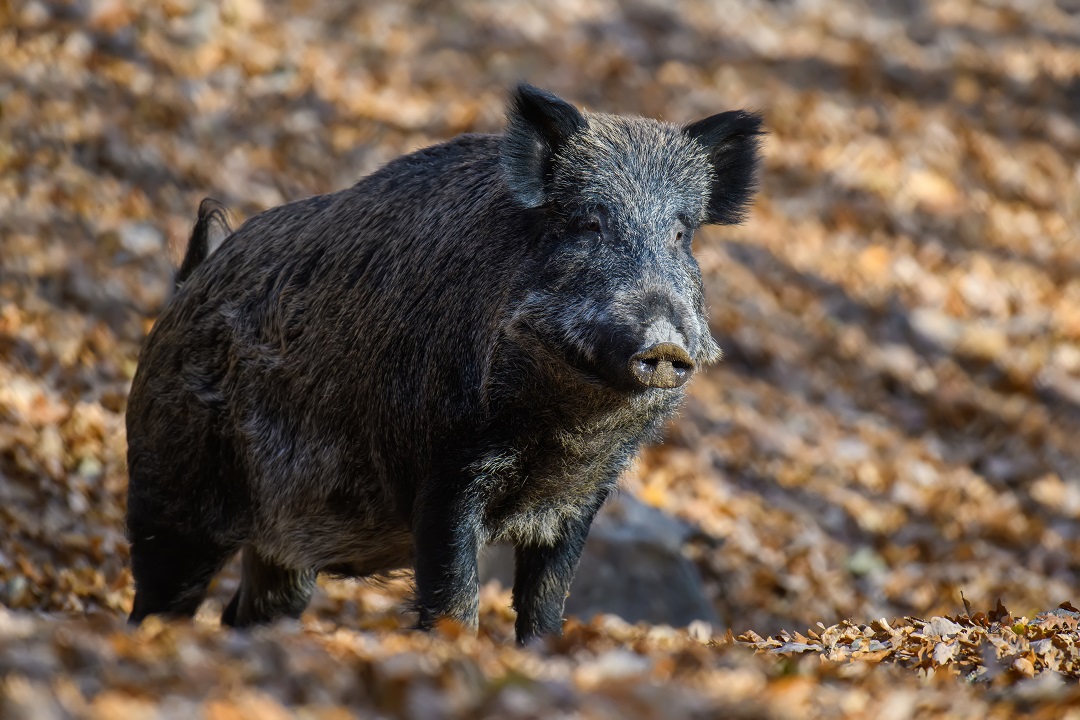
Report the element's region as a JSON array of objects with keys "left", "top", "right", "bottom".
[
  {"left": 412, "top": 477, "right": 483, "bottom": 633},
  {"left": 512, "top": 490, "right": 608, "bottom": 644}
]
